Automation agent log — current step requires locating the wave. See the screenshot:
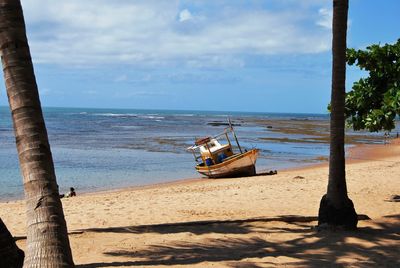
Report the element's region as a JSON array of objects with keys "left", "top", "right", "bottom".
[
  {"left": 93, "top": 113, "right": 138, "bottom": 118},
  {"left": 138, "top": 115, "right": 165, "bottom": 120},
  {"left": 92, "top": 113, "right": 164, "bottom": 120},
  {"left": 113, "top": 125, "right": 142, "bottom": 130},
  {"left": 173, "top": 114, "right": 195, "bottom": 117}
]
